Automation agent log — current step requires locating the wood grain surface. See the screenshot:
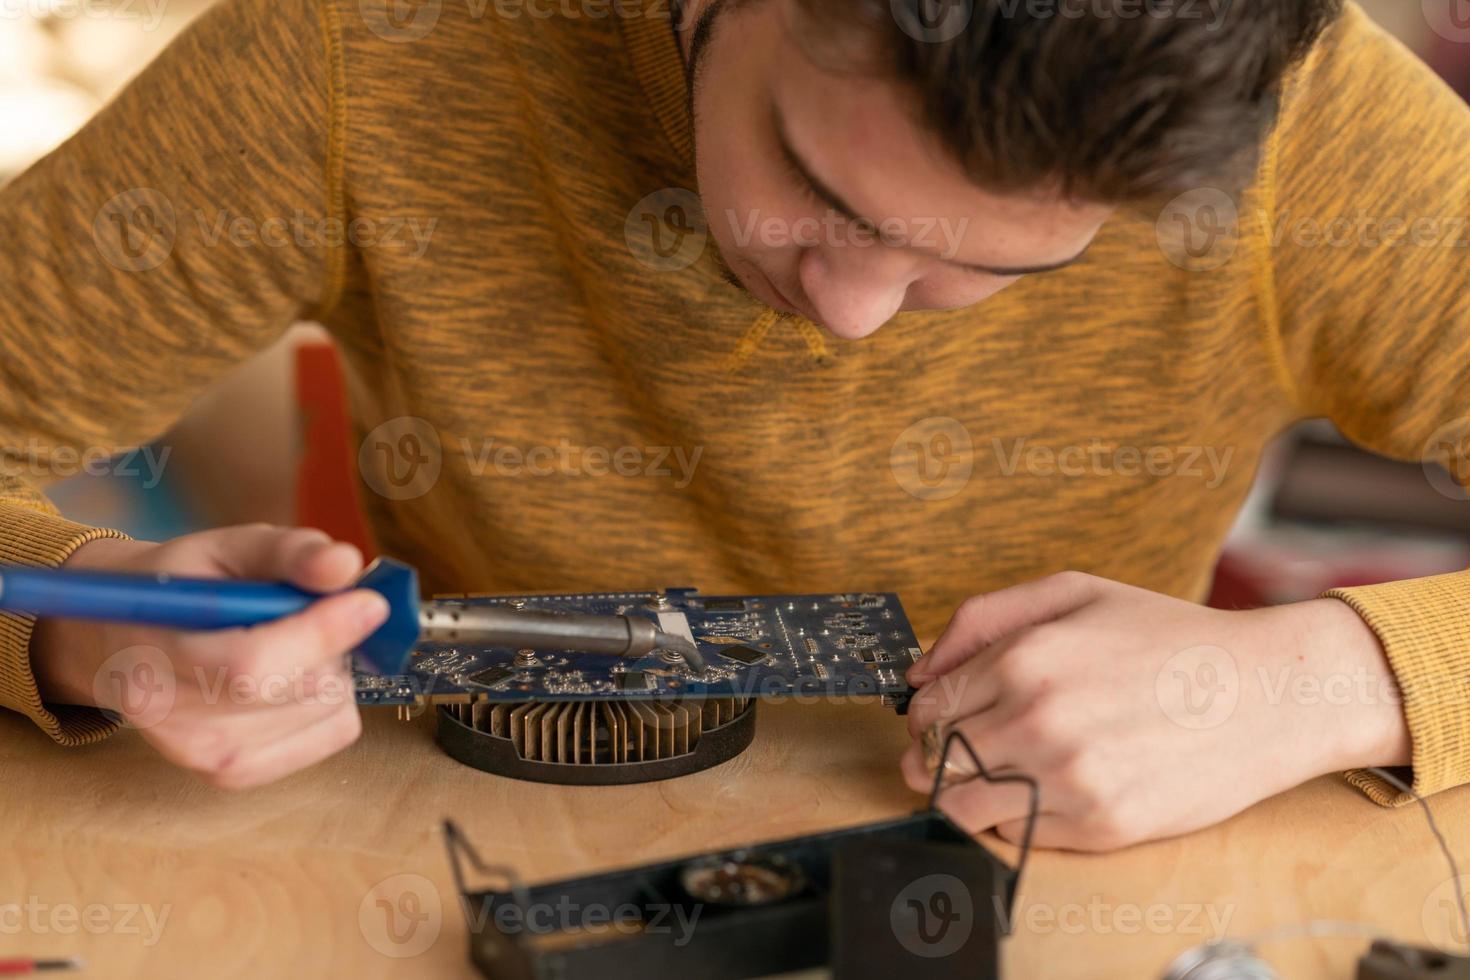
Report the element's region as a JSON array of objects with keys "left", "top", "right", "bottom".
[{"left": 2, "top": 700, "right": 1467, "bottom": 979}]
